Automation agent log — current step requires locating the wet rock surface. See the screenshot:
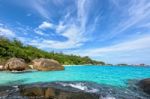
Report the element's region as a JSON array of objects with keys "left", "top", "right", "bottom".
[
  {"left": 138, "top": 78, "right": 150, "bottom": 95},
  {"left": 19, "top": 82, "right": 100, "bottom": 99},
  {"left": 0, "top": 81, "right": 150, "bottom": 99}
]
